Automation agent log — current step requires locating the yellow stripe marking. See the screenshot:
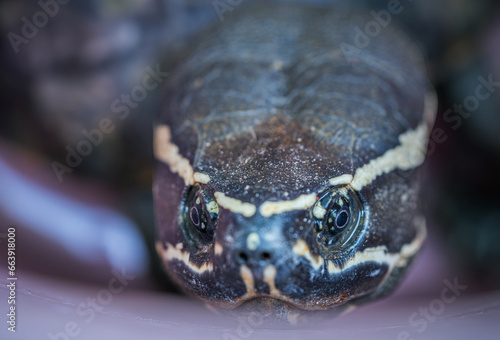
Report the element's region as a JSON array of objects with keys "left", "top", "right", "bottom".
[
  {"left": 350, "top": 123, "right": 428, "bottom": 190},
  {"left": 293, "top": 217, "right": 426, "bottom": 275},
  {"left": 350, "top": 93, "right": 436, "bottom": 190},
  {"left": 263, "top": 265, "right": 281, "bottom": 296},
  {"left": 194, "top": 172, "right": 211, "bottom": 184},
  {"left": 154, "top": 125, "right": 195, "bottom": 186},
  {"left": 154, "top": 125, "right": 211, "bottom": 186},
  {"left": 156, "top": 242, "right": 213, "bottom": 274},
  {"left": 246, "top": 233, "right": 260, "bottom": 251},
  {"left": 259, "top": 193, "right": 317, "bottom": 217},
  {"left": 292, "top": 239, "right": 324, "bottom": 270},
  {"left": 214, "top": 192, "right": 257, "bottom": 217},
  {"left": 214, "top": 242, "right": 223, "bottom": 256},
  {"left": 240, "top": 265, "right": 256, "bottom": 296},
  {"left": 329, "top": 174, "right": 354, "bottom": 186}
]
